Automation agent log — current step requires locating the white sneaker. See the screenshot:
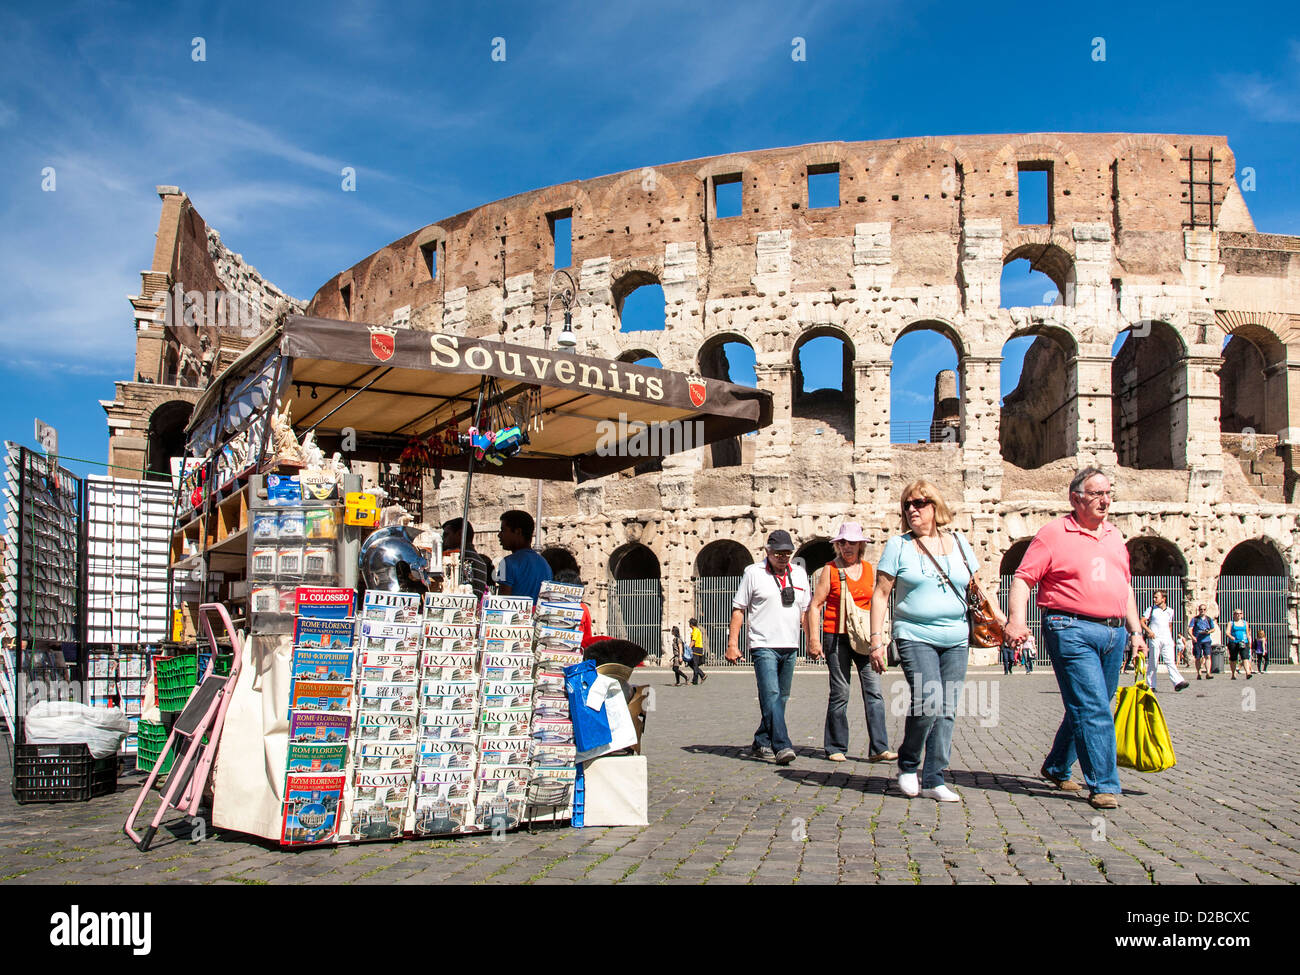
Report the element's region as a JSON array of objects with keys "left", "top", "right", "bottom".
[
  {"left": 898, "top": 772, "right": 919, "bottom": 797},
  {"left": 921, "top": 785, "right": 961, "bottom": 803}
]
